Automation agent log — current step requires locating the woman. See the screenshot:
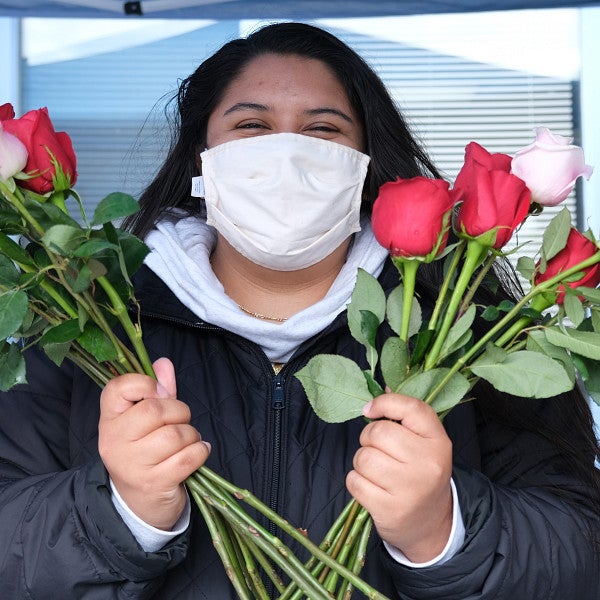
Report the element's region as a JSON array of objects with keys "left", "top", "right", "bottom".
[{"left": 1, "top": 21, "right": 599, "bottom": 599}]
